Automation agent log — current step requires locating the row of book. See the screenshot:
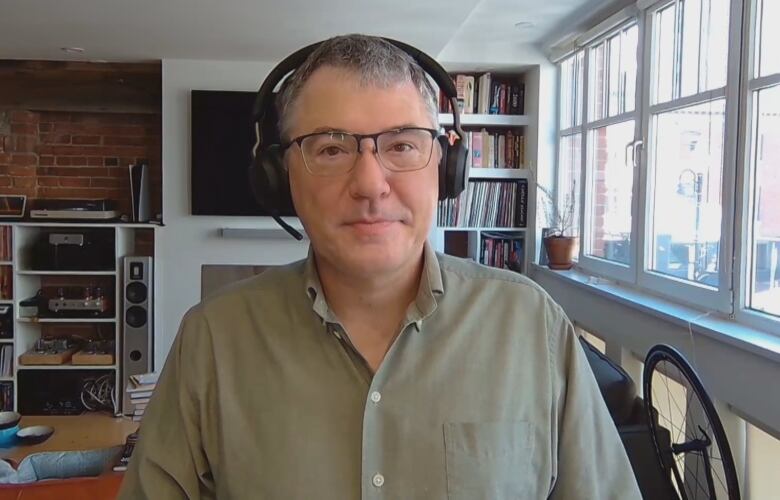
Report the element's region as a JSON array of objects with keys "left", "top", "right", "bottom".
[
  {"left": 126, "top": 371, "right": 158, "bottom": 422},
  {"left": 462, "top": 129, "right": 525, "bottom": 169},
  {"left": 439, "top": 74, "right": 525, "bottom": 115},
  {"left": 481, "top": 233, "right": 524, "bottom": 273},
  {"left": 0, "top": 382, "right": 12, "bottom": 411},
  {"left": 438, "top": 180, "right": 528, "bottom": 228},
  {"left": 0, "top": 226, "right": 10, "bottom": 262},
  {"left": 0, "top": 266, "right": 11, "bottom": 301},
  {"left": 0, "top": 345, "right": 12, "bottom": 377}
]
